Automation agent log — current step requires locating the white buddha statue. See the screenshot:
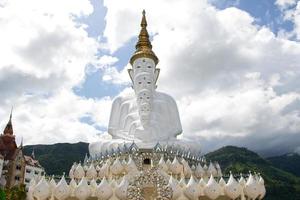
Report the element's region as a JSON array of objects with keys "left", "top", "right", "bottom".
[
  {"left": 108, "top": 11, "right": 182, "bottom": 143},
  {"left": 89, "top": 11, "right": 184, "bottom": 156}
]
